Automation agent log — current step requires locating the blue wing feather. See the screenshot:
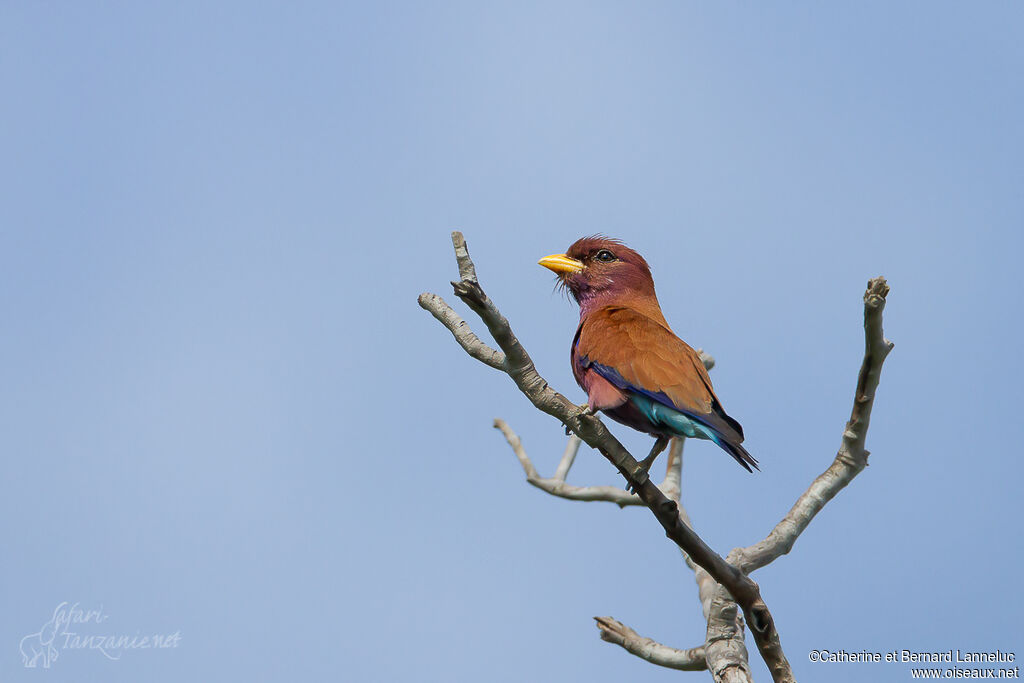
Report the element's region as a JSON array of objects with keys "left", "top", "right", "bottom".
[
  {"left": 587, "top": 361, "right": 717, "bottom": 434},
  {"left": 587, "top": 360, "right": 759, "bottom": 472}
]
